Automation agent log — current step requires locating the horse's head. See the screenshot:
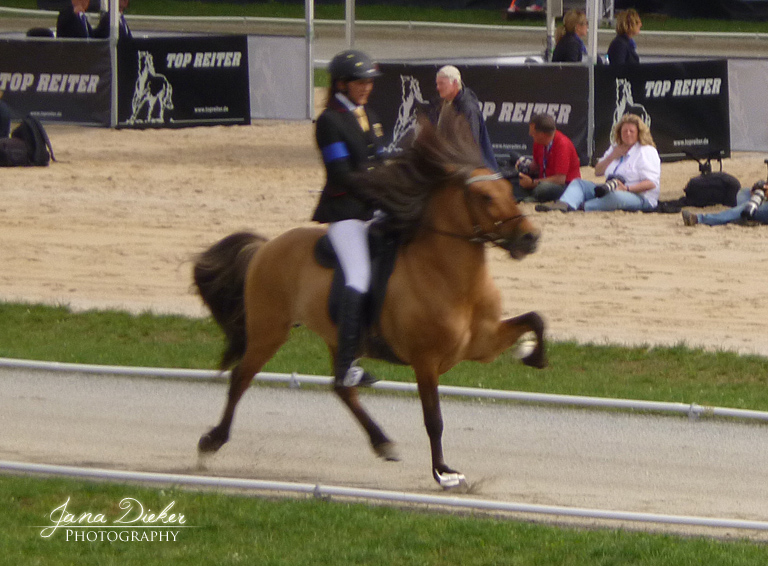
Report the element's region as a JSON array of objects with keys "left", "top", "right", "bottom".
[{"left": 463, "top": 168, "right": 540, "bottom": 259}]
